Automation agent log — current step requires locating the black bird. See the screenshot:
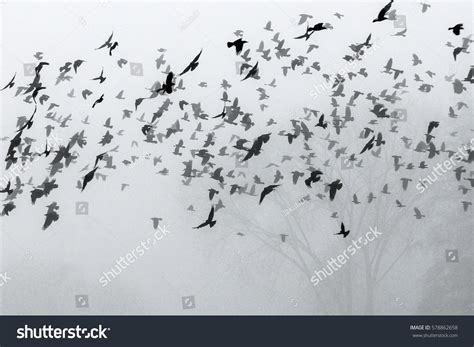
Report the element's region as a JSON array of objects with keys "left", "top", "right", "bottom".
[
  {"left": 259, "top": 184, "right": 280, "bottom": 204},
  {"left": 81, "top": 166, "right": 99, "bottom": 192},
  {"left": 96, "top": 32, "right": 114, "bottom": 50},
  {"left": 242, "top": 62, "right": 259, "bottom": 81},
  {"left": 92, "top": 94, "right": 104, "bottom": 108},
  {"left": 315, "top": 114, "right": 327, "bottom": 129},
  {"left": 372, "top": 0, "right": 394, "bottom": 23},
  {"left": 96, "top": 32, "right": 118, "bottom": 55},
  {"left": 360, "top": 135, "right": 376, "bottom": 154},
  {"left": 242, "top": 133, "right": 270, "bottom": 161},
  {"left": 109, "top": 41, "right": 118, "bottom": 56},
  {"left": 227, "top": 38, "right": 247, "bottom": 55},
  {"left": 304, "top": 170, "right": 323, "bottom": 187},
  {"left": 94, "top": 152, "right": 107, "bottom": 167},
  {"left": 34, "top": 62, "right": 49, "bottom": 75},
  {"left": 156, "top": 72, "right": 175, "bottom": 94},
  {"left": 448, "top": 24, "right": 464, "bottom": 36},
  {"left": 193, "top": 206, "right": 216, "bottom": 229},
  {"left": 0, "top": 73, "right": 16, "bottom": 91},
  {"left": 453, "top": 46, "right": 464, "bottom": 61},
  {"left": 179, "top": 49, "right": 202, "bottom": 76},
  {"left": 18, "top": 106, "right": 37, "bottom": 132},
  {"left": 328, "top": 179, "right": 343, "bottom": 201},
  {"left": 92, "top": 68, "right": 106, "bottom": 84},
  {"left": 295, "top": 23, "right": 327, "bottom": 40},
  {"left": 335, "top": 222, "right": 350, "bottom": 238},
  {"left": 0, "top": 181, "right": 13, "bottom": 195},
  {"left": 208, "top": 188, "right": 219, "bottom": 200}
]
